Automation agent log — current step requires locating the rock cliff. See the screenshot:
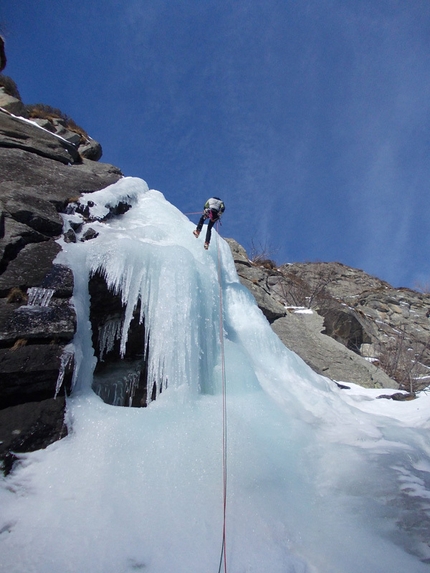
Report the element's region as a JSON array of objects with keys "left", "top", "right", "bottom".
[{"left": 0, "top": 91, "right": 122, "bottom": 472}]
